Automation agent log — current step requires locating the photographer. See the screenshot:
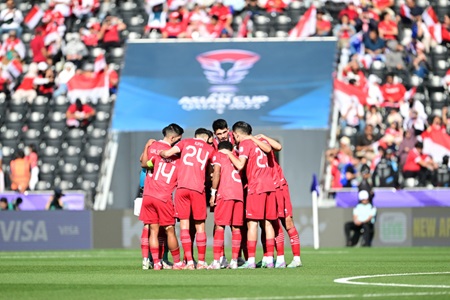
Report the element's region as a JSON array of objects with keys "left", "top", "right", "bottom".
[
  {"left": 46, "top": 188, "right": 65, "bottom": 210},
  {"left": 0, "top": 0, "right": 23, "bottom": 36}
]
